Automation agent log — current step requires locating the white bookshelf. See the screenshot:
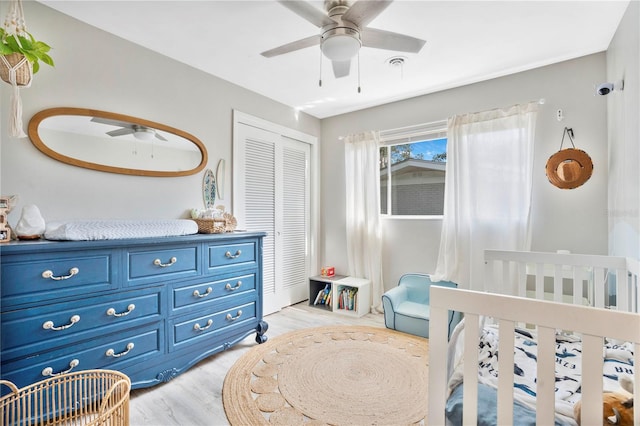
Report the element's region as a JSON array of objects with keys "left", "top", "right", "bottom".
[{"left": 309, "top": 275, "right": 371, "bottom": 318}]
